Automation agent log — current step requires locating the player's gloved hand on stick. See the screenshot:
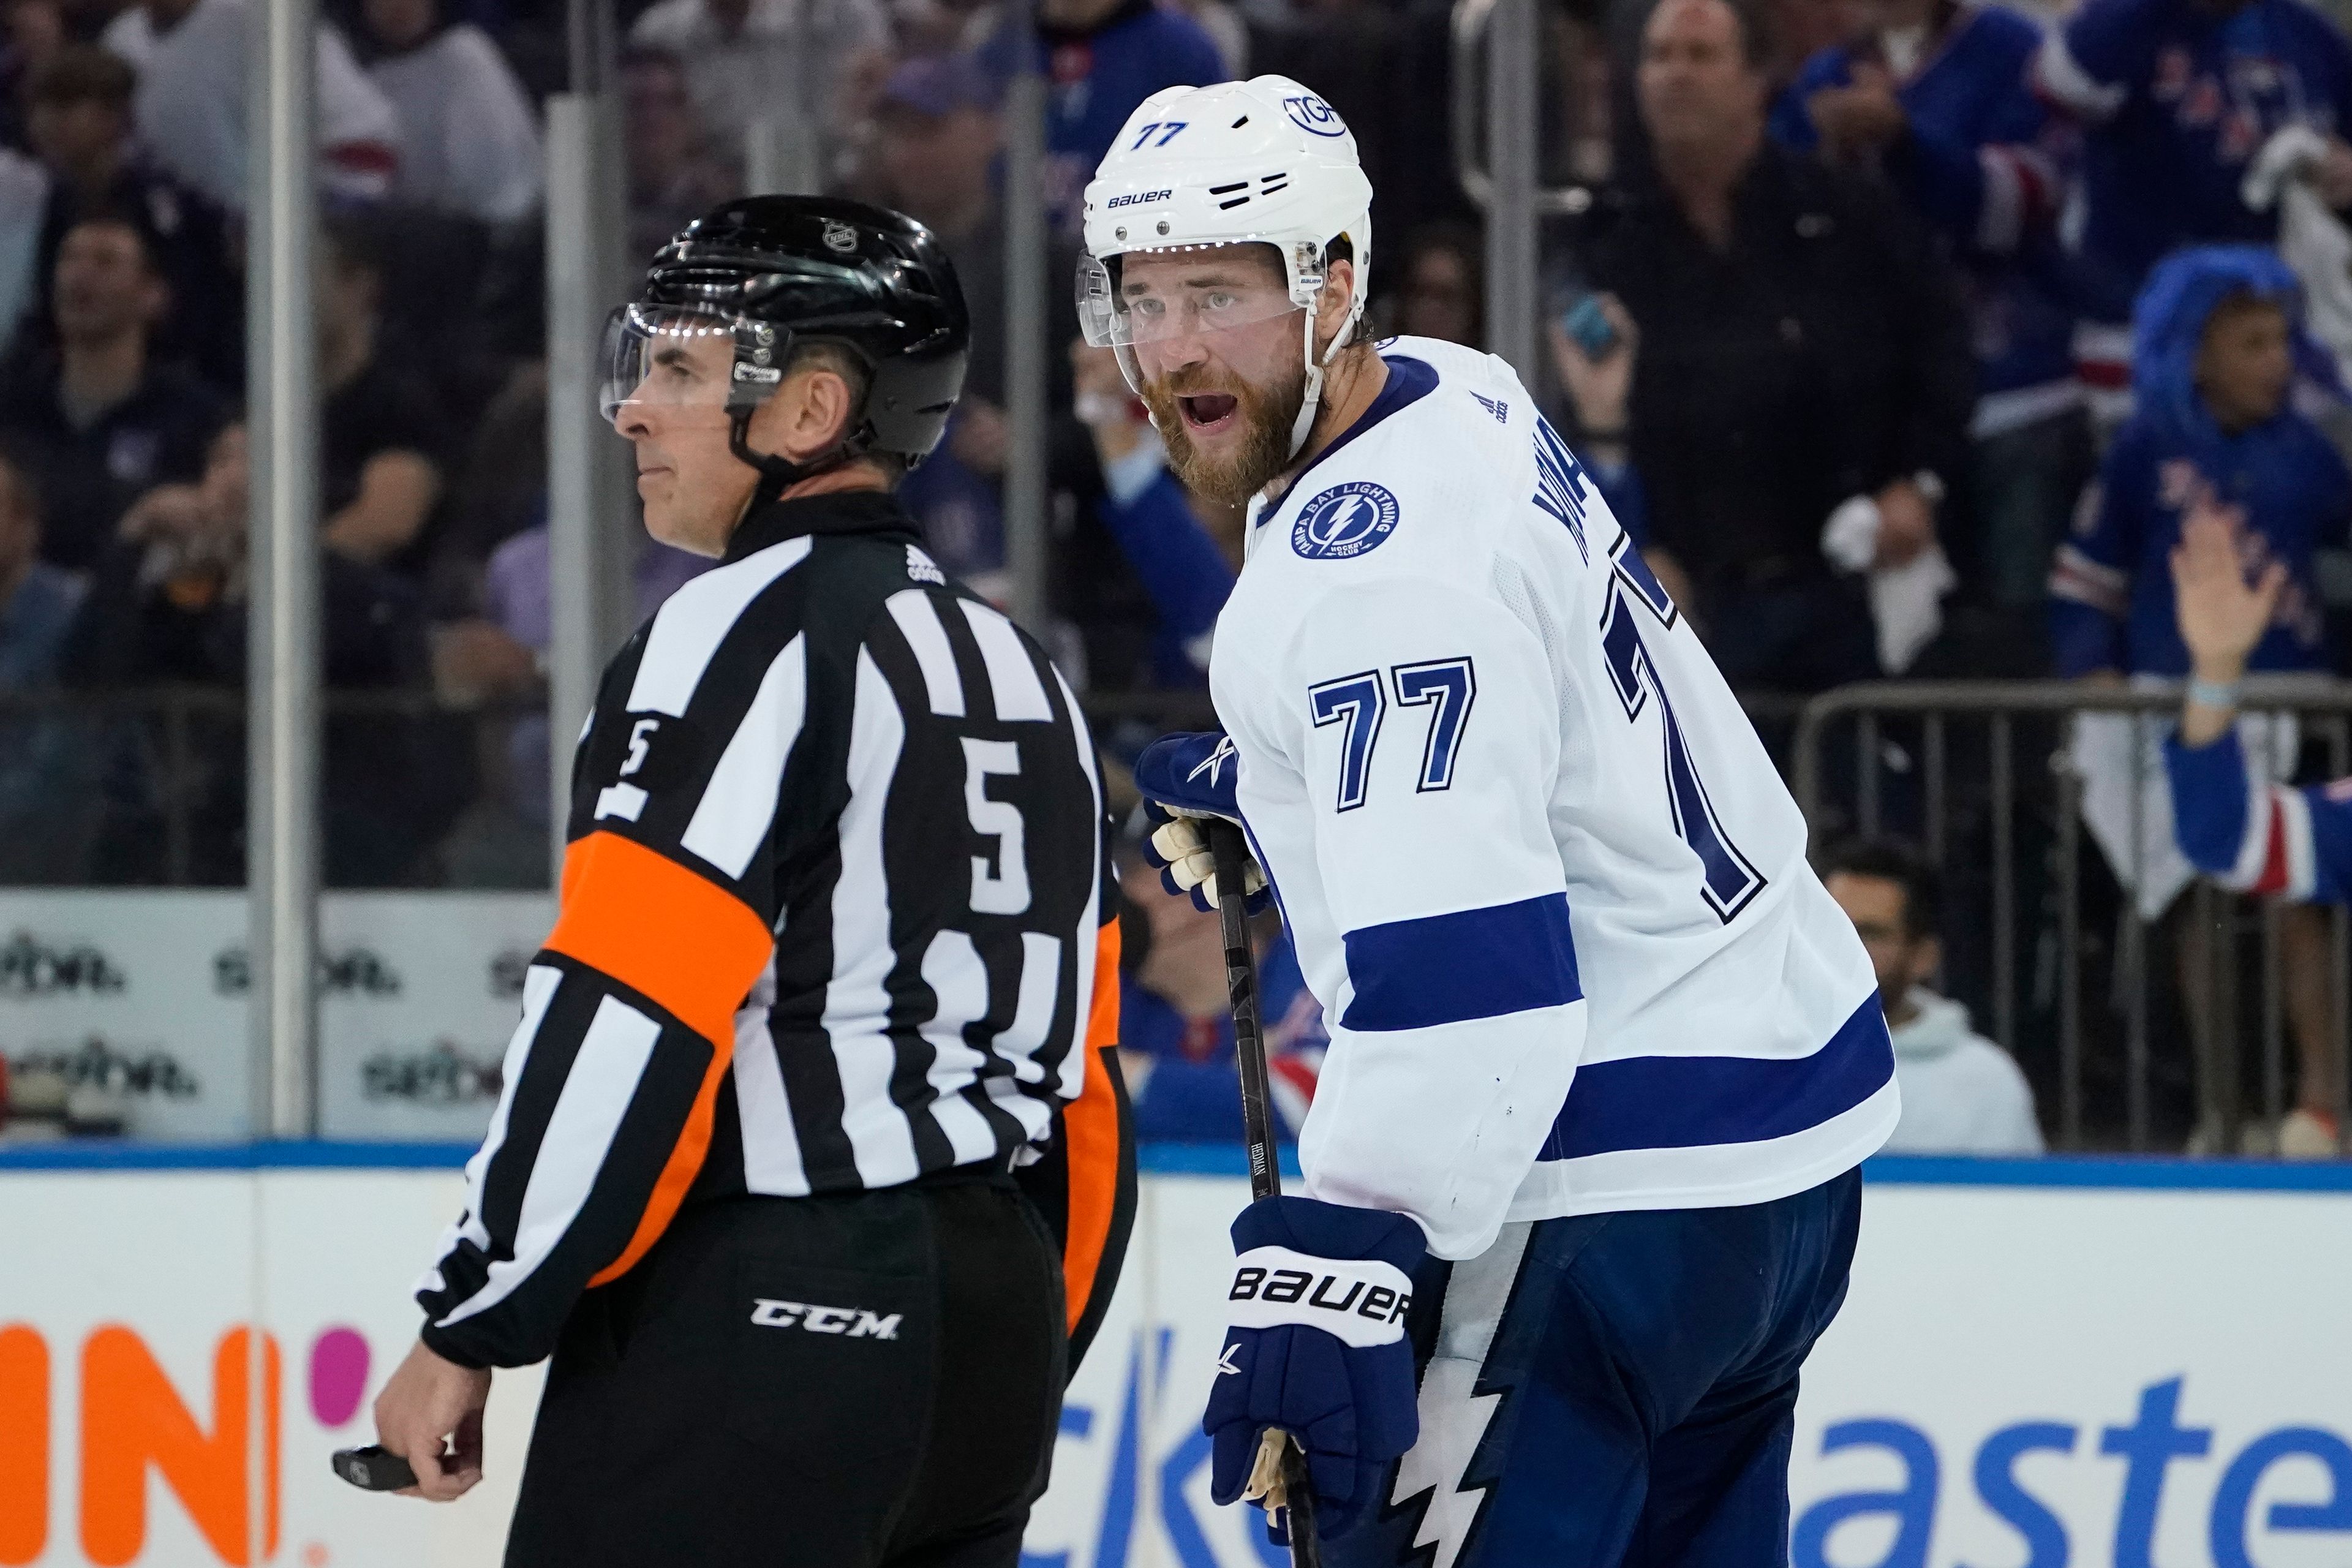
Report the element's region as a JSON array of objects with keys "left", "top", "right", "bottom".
[
  {"left": 1133, "top": 730, "right": 1270, "bottom": 913},
  {"left": 1205, "top": 1194, "right": 1427, "bottom": 1540}
]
